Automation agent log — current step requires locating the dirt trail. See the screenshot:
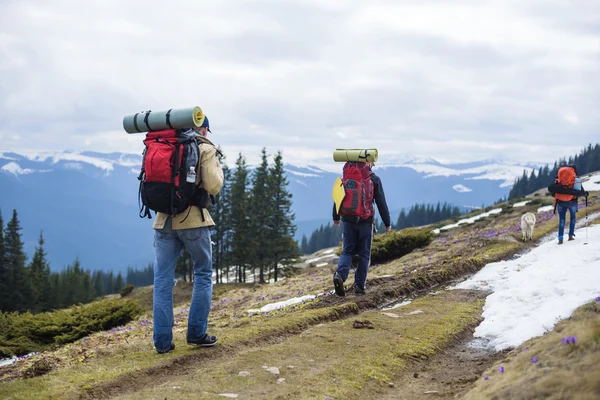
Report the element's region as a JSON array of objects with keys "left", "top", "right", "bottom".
[
  {"left": 78, "top": 239, "right": 536, "bottom": 399},
  {"left": 374, "top": 339, "right": 507, "bottom": 400}
]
